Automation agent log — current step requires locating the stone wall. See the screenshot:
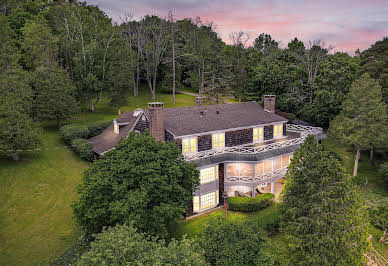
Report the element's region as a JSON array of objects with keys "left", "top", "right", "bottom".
[{"left": 225, "top": 128, "right": 253, "bottom": 147}]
